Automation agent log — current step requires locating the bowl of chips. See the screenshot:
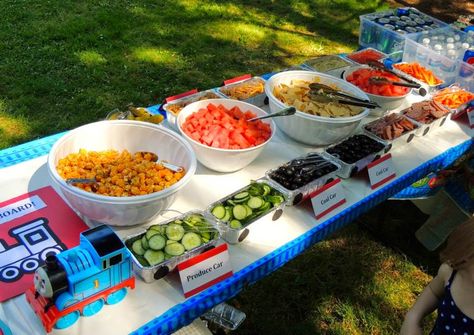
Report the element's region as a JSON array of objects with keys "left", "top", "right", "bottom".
[{"left": 265, "top": 71, "right": 370, "bottom": 145}]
